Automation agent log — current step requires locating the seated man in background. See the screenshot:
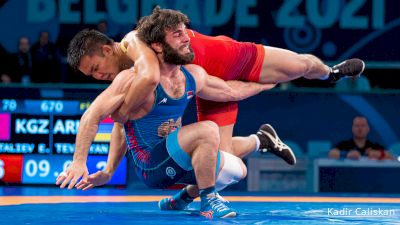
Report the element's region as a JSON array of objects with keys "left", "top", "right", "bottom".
[{"left": 328, "top": 116, "right": 393, "bottom": 160}]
